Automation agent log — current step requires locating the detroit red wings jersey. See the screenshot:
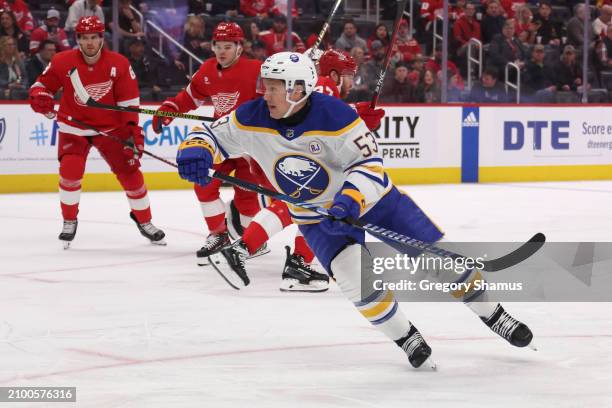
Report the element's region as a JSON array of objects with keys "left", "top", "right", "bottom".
[
  {"left": 178, "top": 57, "right": 262, "bottom": 119},
  {"left": 32, "top": 48, "right": 139, "bottom": 136},
  {"left": 313, "top": 76, "right": 339, "bottom": 98}
]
